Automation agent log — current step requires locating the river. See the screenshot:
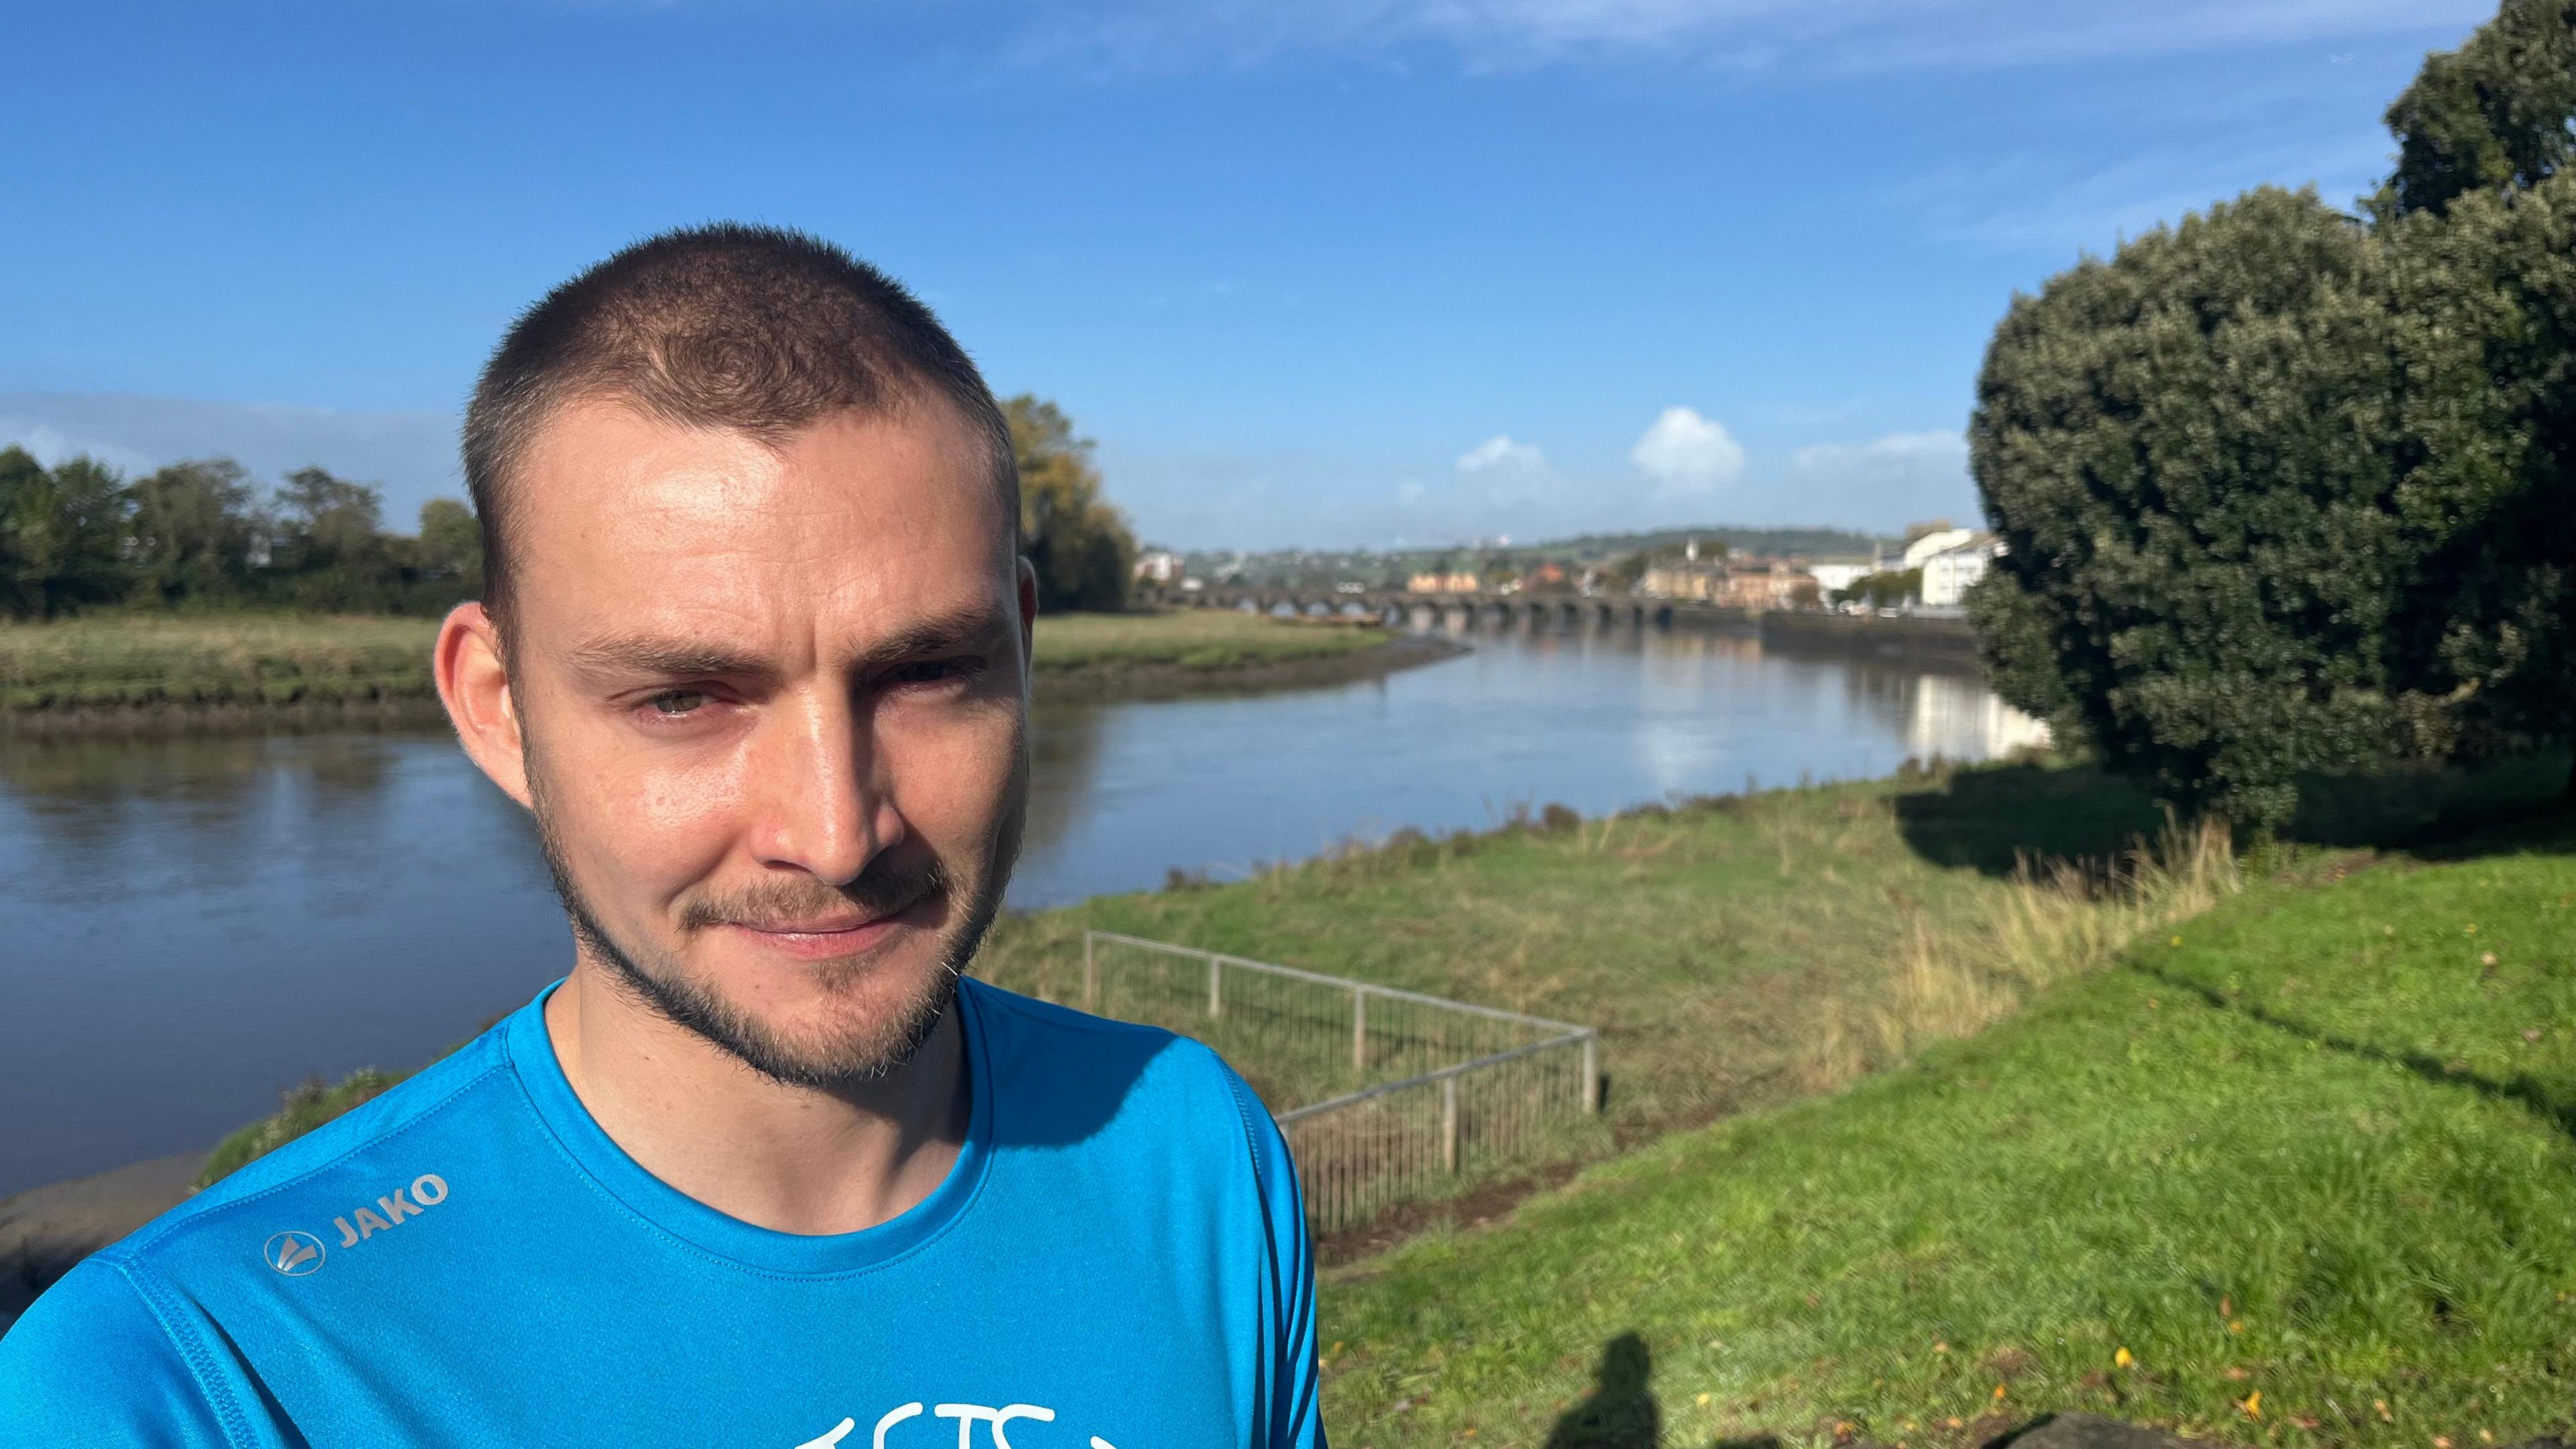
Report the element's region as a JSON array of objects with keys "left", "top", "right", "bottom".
[{"left": 0, "top": 618, "right": 2043, "bottom": 1196}]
